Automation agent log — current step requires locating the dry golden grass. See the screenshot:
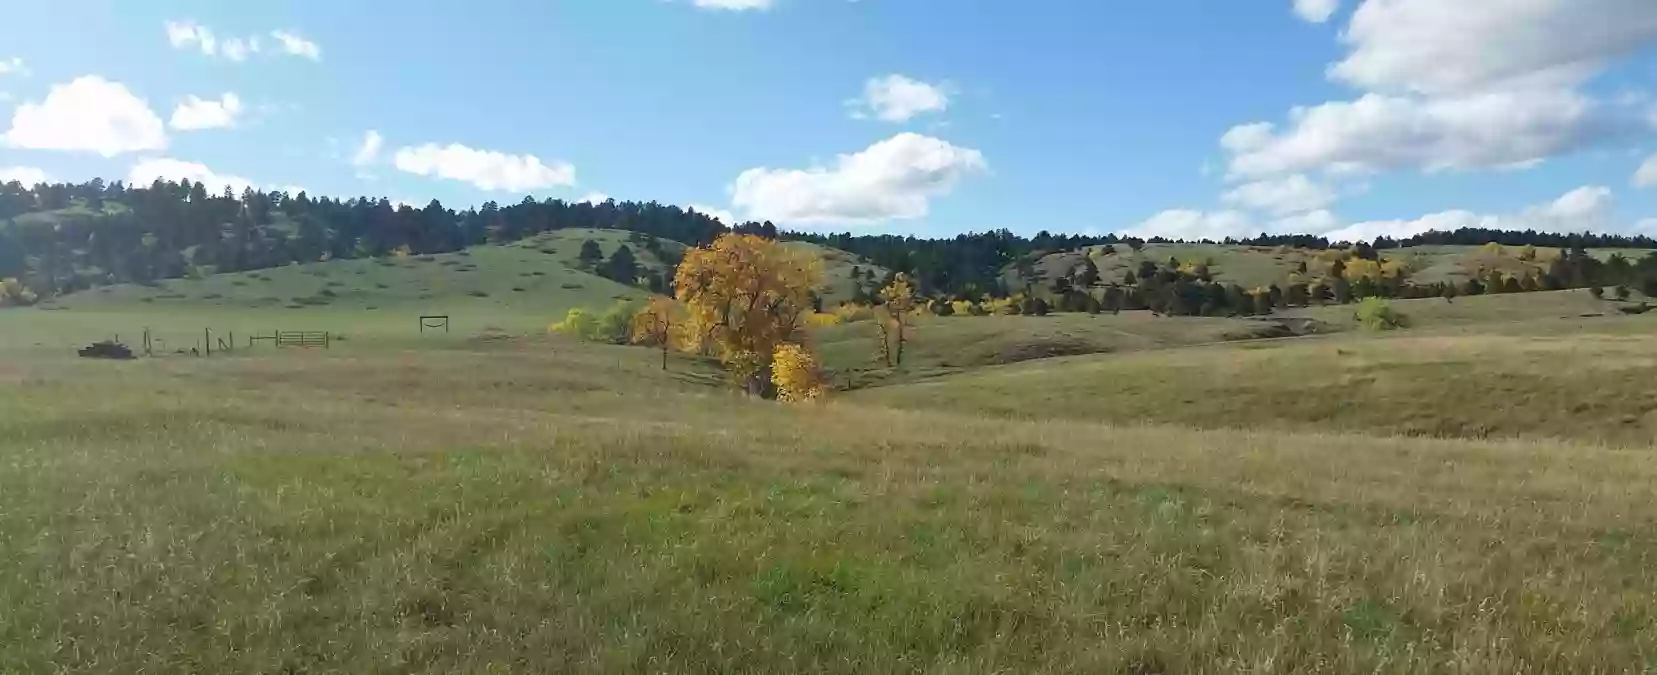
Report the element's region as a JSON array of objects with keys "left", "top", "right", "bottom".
[{"left": 3, "top": 336, "right": 1657, "bottom": 673}]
